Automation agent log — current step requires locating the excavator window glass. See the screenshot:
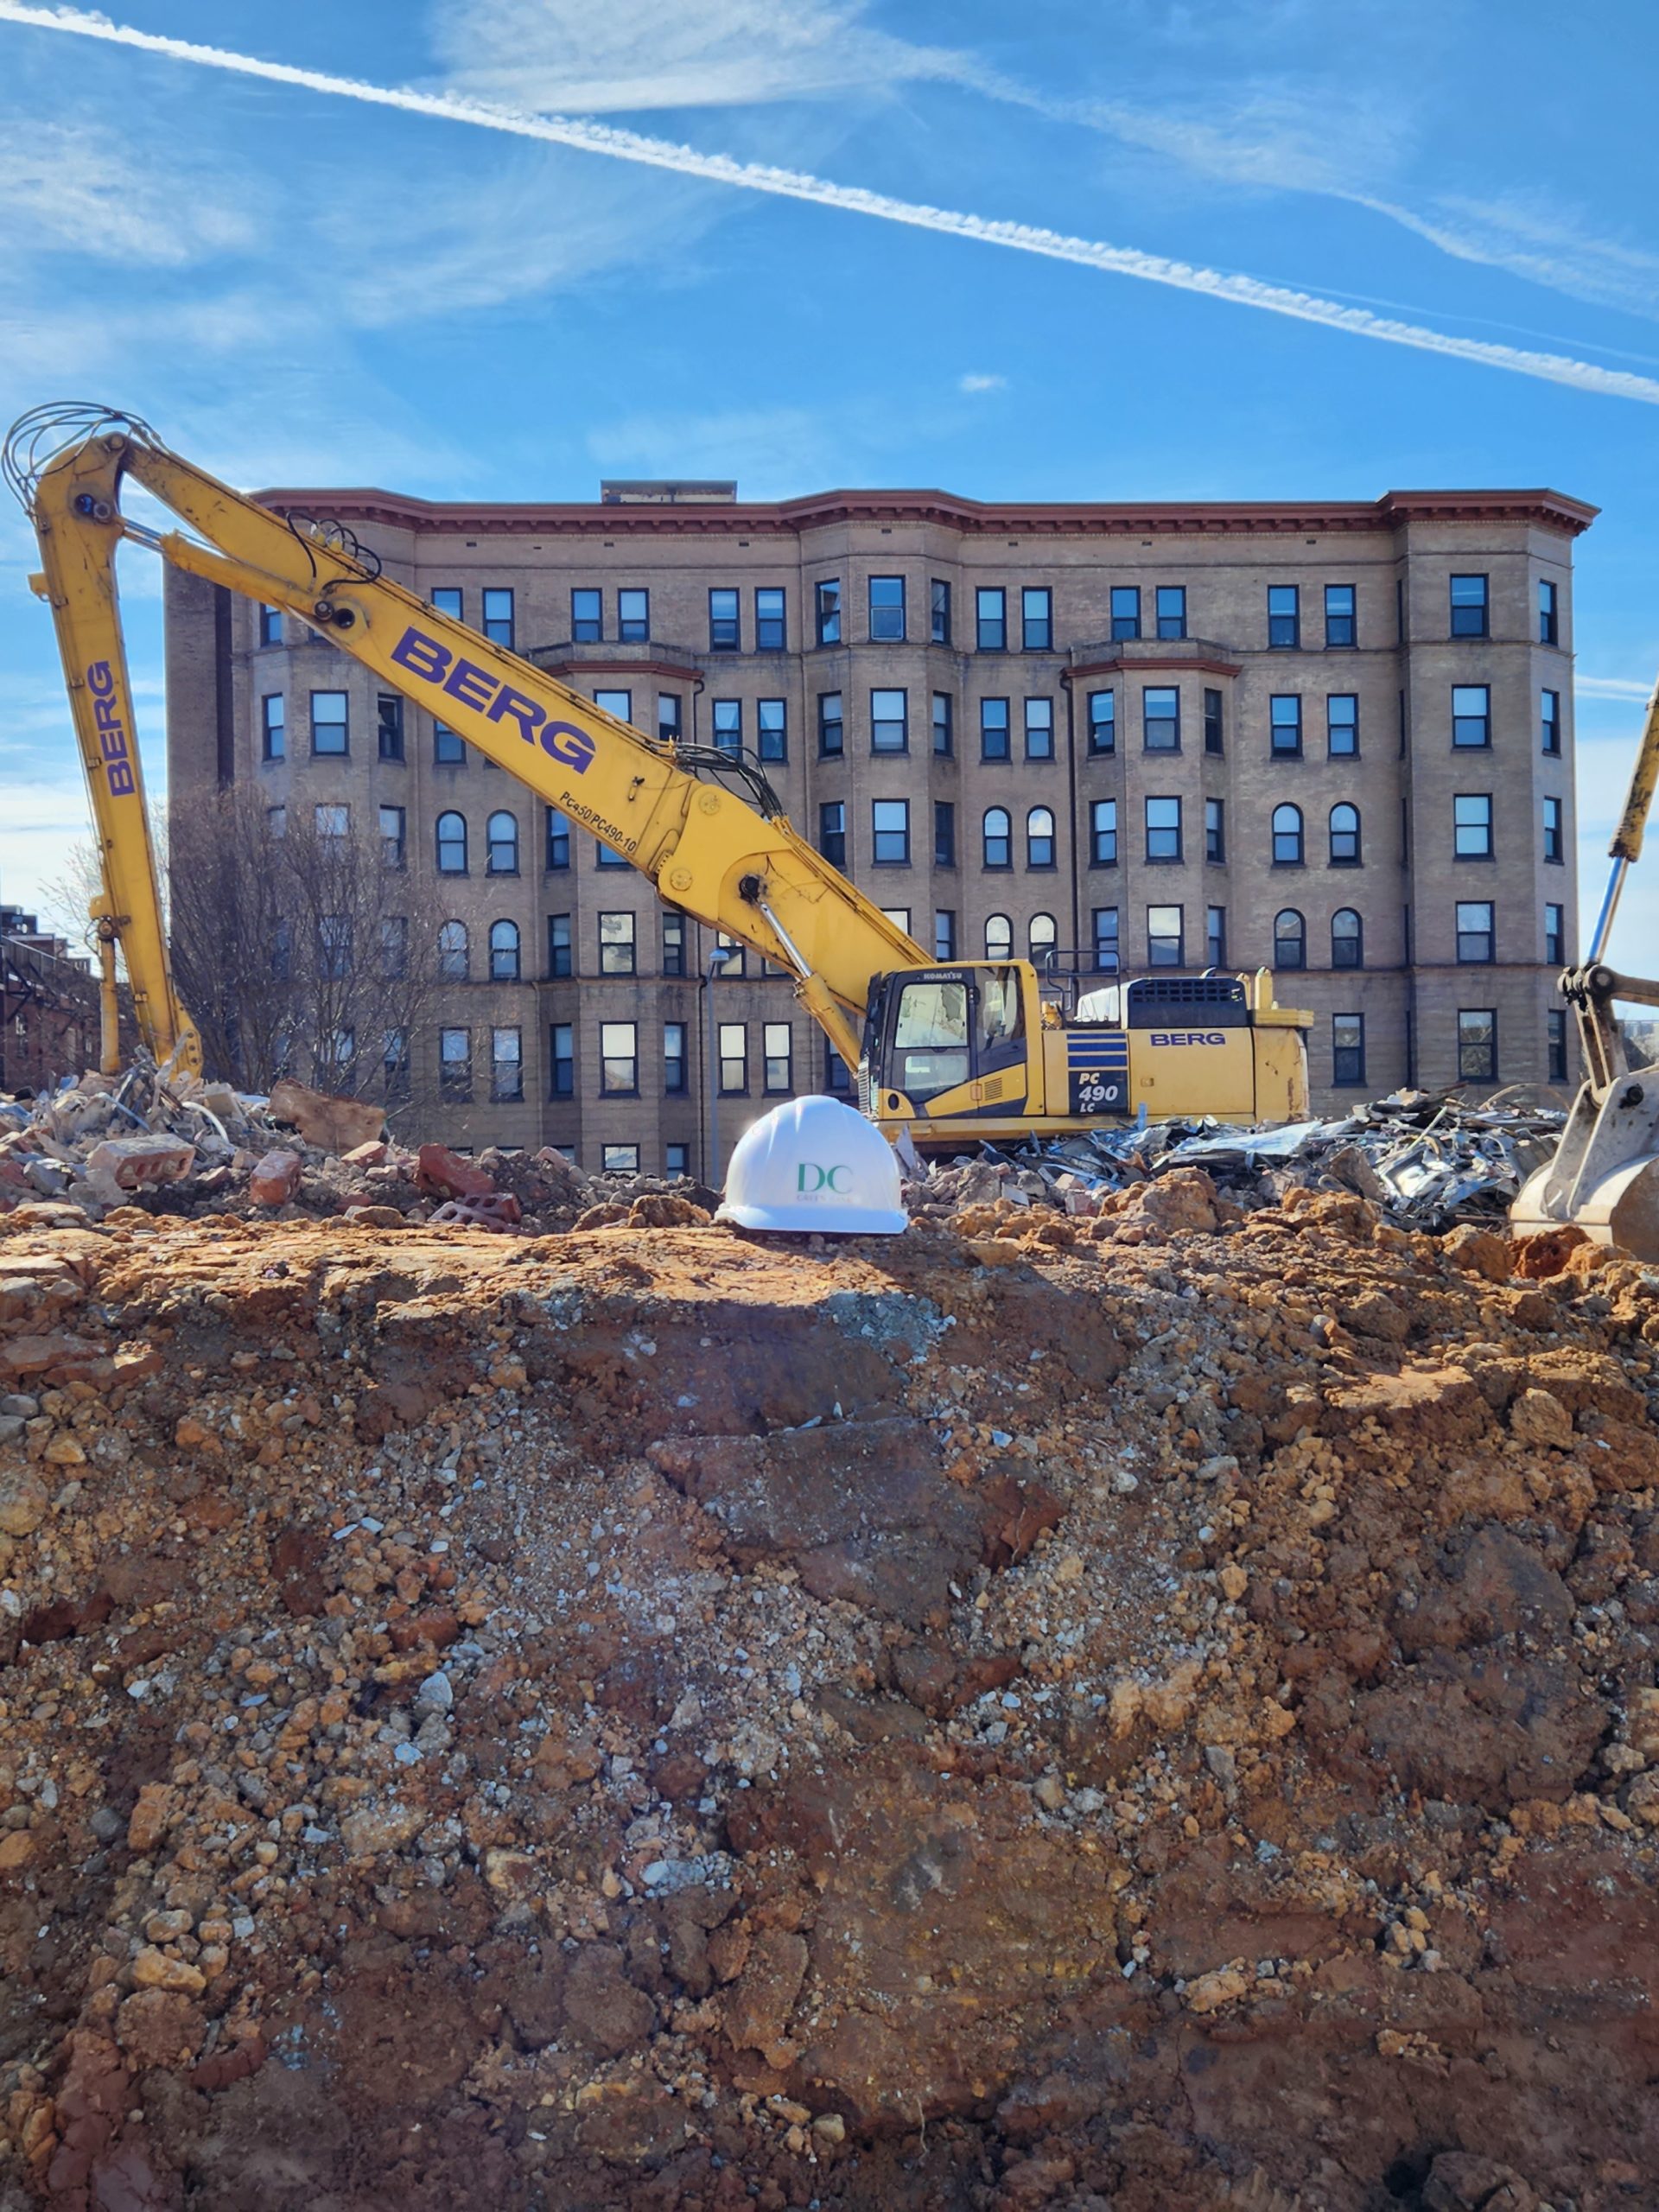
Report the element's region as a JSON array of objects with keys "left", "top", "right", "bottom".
[
  {"left": 976, "top": 967, "right": 1024, "bottom": 1053},
  {"left": 892, "top": 980, "right": 969, "bottom": 1101}
]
